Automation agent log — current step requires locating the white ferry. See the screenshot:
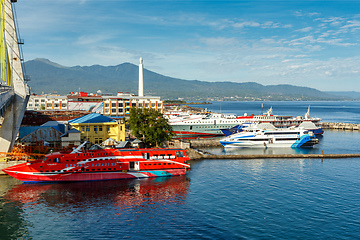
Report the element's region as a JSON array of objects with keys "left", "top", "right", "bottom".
[
  {"left": 220, "top": 123, "right": 319, "bottom": 148},
  {"left": 169, "top": 107, "right": 322, "bottom": 139}
]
